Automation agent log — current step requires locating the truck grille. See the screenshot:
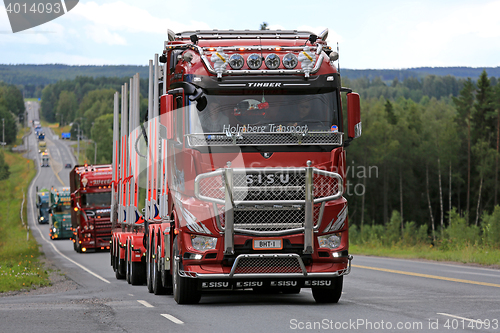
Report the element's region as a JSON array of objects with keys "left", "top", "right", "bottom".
[
  {"left": 217, "top": 204, "right": 322, "bottom": 232},
  {"left": 196, "top": 167, "right": 341, "bottom": 235},
  {"left": 231, "top": 254, "right": 305, "bottom": 275},
  {"left": 95, "top": 219, "right": 112, "bottom": 240},
  {"left": 198, "top": 171, "right": 338, "bottom": 202},
  {"left": 187, "top": 132, "right": 343, "bottom": 147}
]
